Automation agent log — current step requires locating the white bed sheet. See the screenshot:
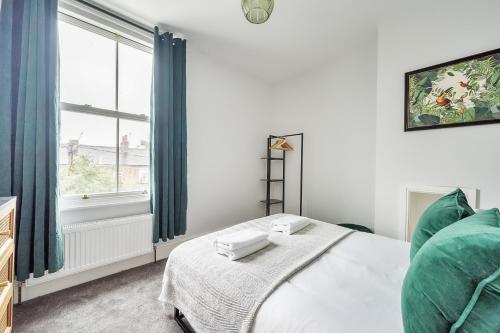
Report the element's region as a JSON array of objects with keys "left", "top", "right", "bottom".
[{"left": 252, "top": 231, "right": 410, "bottom": 333}]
